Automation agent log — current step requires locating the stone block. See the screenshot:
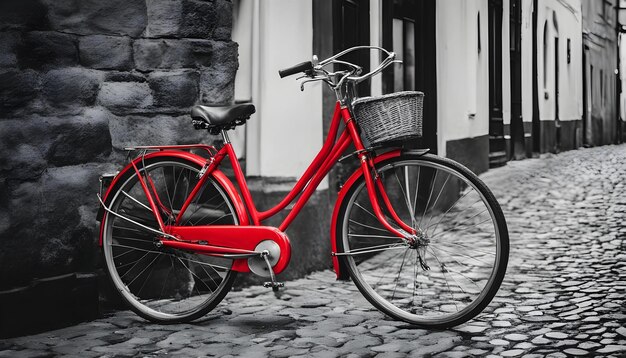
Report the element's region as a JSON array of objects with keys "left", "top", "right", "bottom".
[
  {"left": 46, "top": 108, "right": 113, "bottom": 166},
  {"left": 43, "top": 0, "right": 147, "bottom": 37},
  {"left": 0, "top": 110, "right": 113, "bottom": 179},
  {"left": 148, "top": 70, "right": 199, "bottom": 108},
  {"left": 0, "top": 70, "right": 39, "bottom": 112},
  {"left": 134, "top": 39, "right": 189, "bottom": 71},
  {"left": 179, "top": 0, "right": 217, "bottom": 38},
  {"left": 0, "top": 32, "right": 20, "bottom": 67},
  {"left": 0, "top": 143, "right": 47, "bottom": 181},
  {"left": 134, "top": 39, "right": 217, "bottom": 71},
  {"left": 146, "top": 0, "right": 183, "bottom": 37},
  {"left": 199, "top": 67, "right": 236, "bottom": 105},
  {"left": 199, "top": 70, "right": 234, "bottom": 105},
  {"left": 145, "top": 0, "right": 231, "bottom": 39},
  {"left": 98, "top": 81, "right": 153, "bottom": 111},
  {"left": 211, "top": 0, "right": 232, "bottom": 41},
  {"left": 1, "top": 164, "right": 109, "bottom": 288},
  {"left": 17, "top": 31, "right": 78, "bottom": 69},
  {"left": 42, "top": 68, "right": 103, "bottom": 108},
  {"left": 109, "top": 114, "right": 208, "bottom": 150},
  {"left": 0, "top": 0, "right": 49, "bottom": 31},
  {"left": 197, "top": 41, "right": 237, "bottom": 104},
  {"left": 78, "top": 35, "right": 133, "bottom": 70}
]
